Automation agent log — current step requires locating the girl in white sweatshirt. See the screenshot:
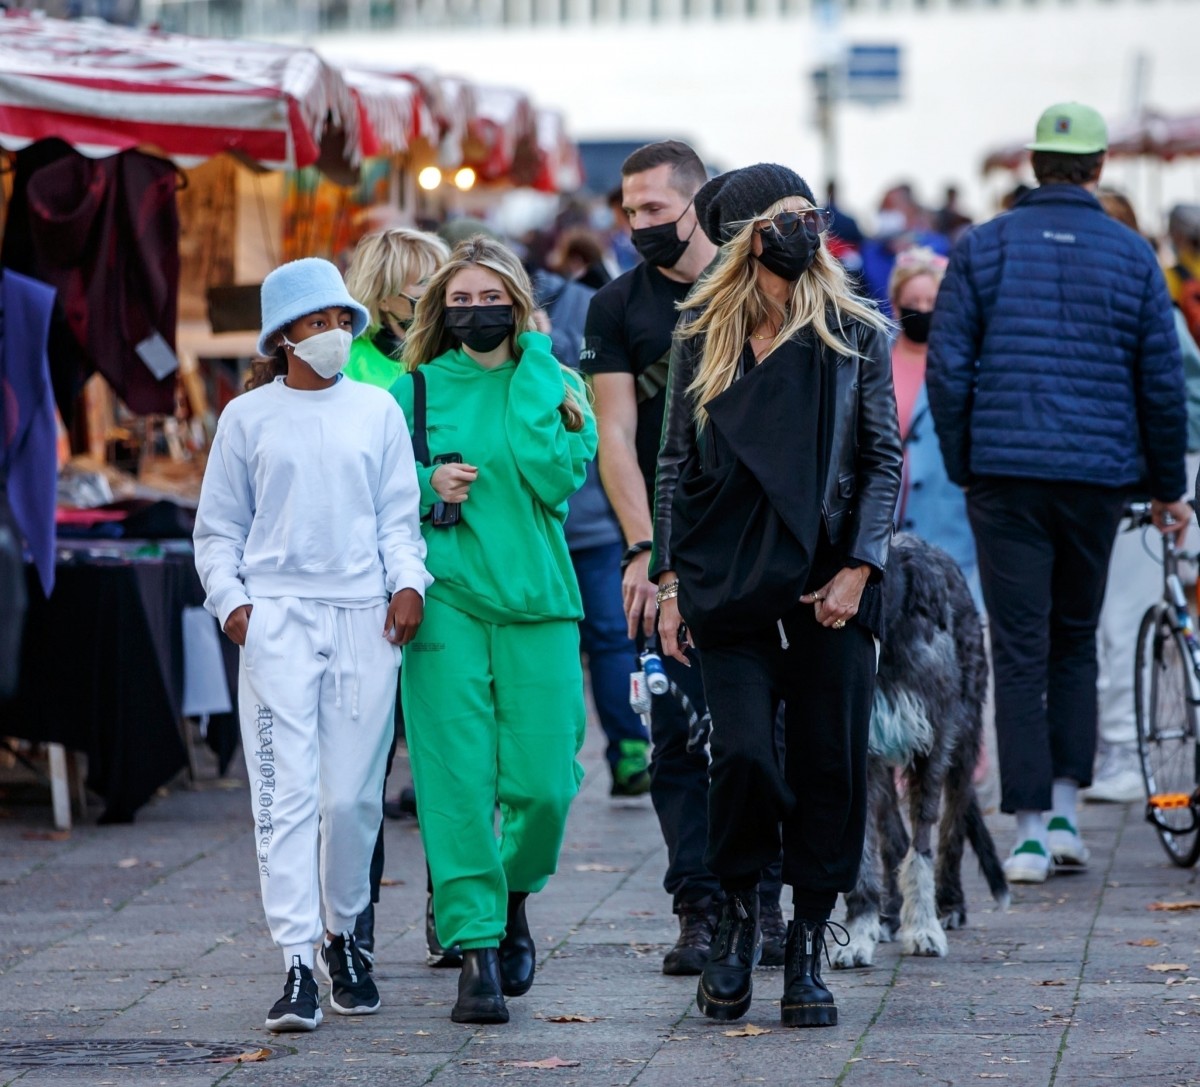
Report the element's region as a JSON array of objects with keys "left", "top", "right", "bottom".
[{"left": 194, "top": 258, "right": 431, "bottom": 1033}]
